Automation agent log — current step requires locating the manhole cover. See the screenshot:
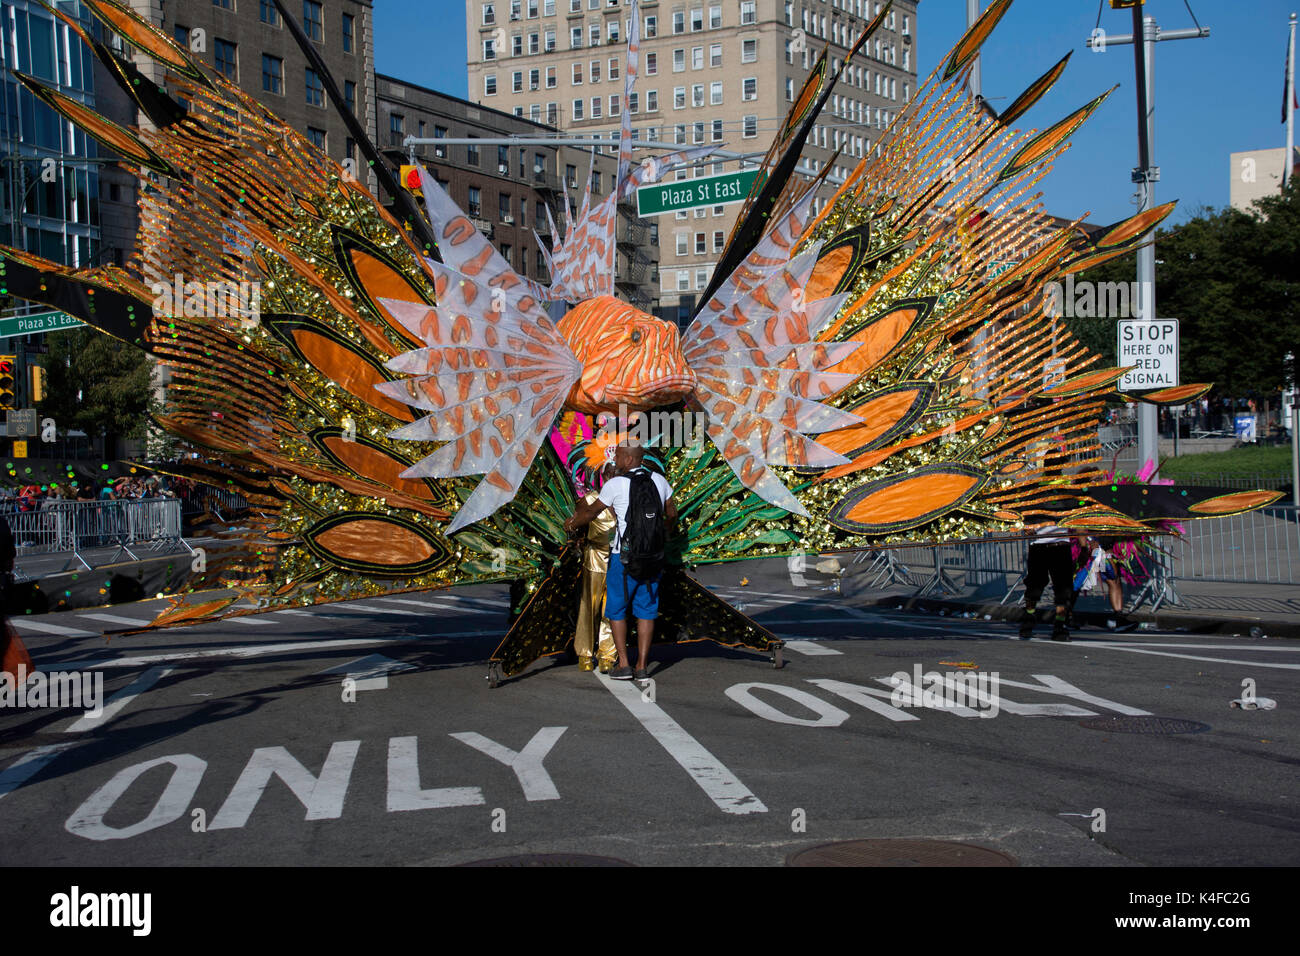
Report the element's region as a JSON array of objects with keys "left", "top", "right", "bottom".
[
  {"left": 457, "top": 854, "right": 634, "bottom": 867},
  {"left": 1077, "top": 716, "right": 1211, "bottom": 735},
  {"left": 787, "top": 839, "right": 1015, "bottom": 867}
]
